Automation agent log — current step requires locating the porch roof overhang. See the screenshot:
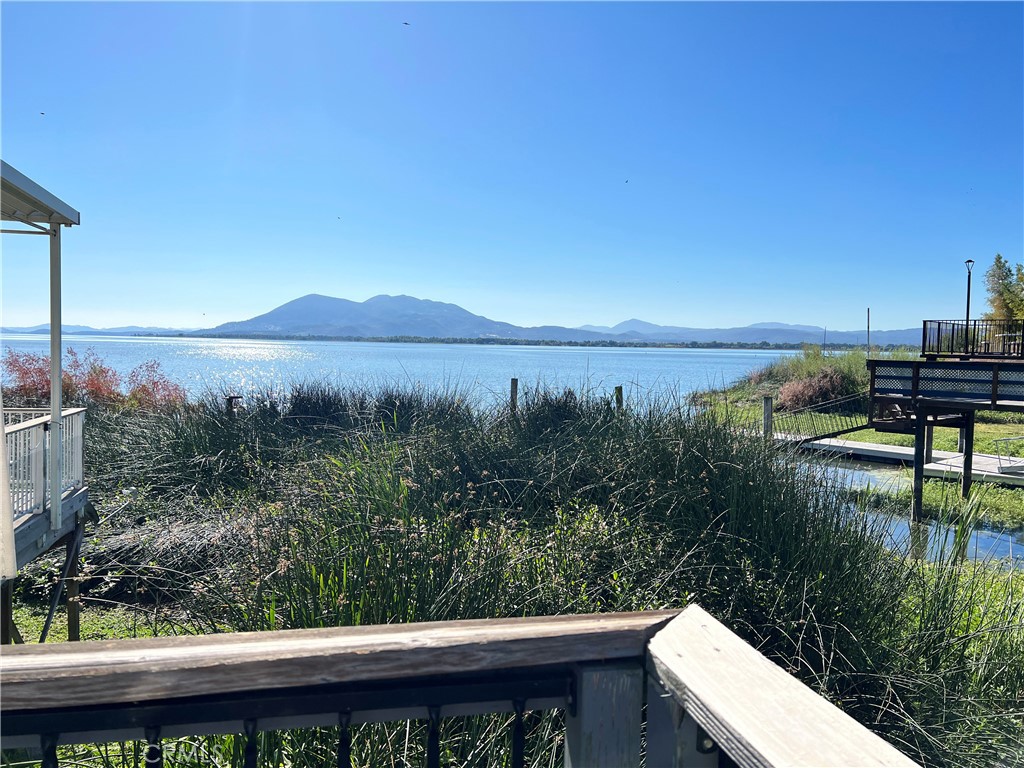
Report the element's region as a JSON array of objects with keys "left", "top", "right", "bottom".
[
  {"left": 1, "top": 161, "right": 80, "bottom": 227},
  {"left": 1, "top": 160, "right": 80, "bottom": 572}
]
